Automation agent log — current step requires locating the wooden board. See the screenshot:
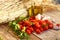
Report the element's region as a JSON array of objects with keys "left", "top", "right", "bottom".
[
  {"left": 45, "top": 11, "right": 60, "bottom": 23},
  {"left": 33, "top": 11, "right": 60, "bottom": 40},
  {"left": 0, "top": 11, "right": 60, "bottom": 40},
  {"left": 0, "top": 24, "right": 41, "bottom": 40}
]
